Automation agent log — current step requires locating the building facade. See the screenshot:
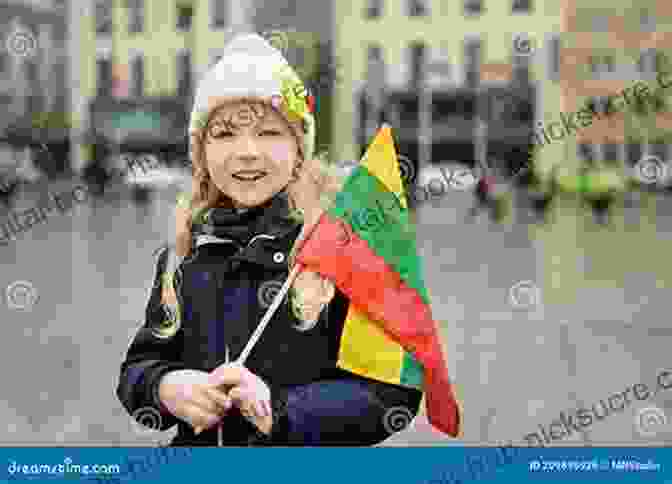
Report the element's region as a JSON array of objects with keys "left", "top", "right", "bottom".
[
  {"left": 334, "top": 0, "right": 563, "bottom": 168},
  {"left": 0, "top": 0, "right": 69, "bottom": 175},
  {"left": 72, "top": 0, "right": 335, "bottom": 173},
  {"left": 73, "top": 0, "right": 253, "bottom": 173},
  {"left": 552, "top": 0, "right": 672, "bottom": 180}
]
